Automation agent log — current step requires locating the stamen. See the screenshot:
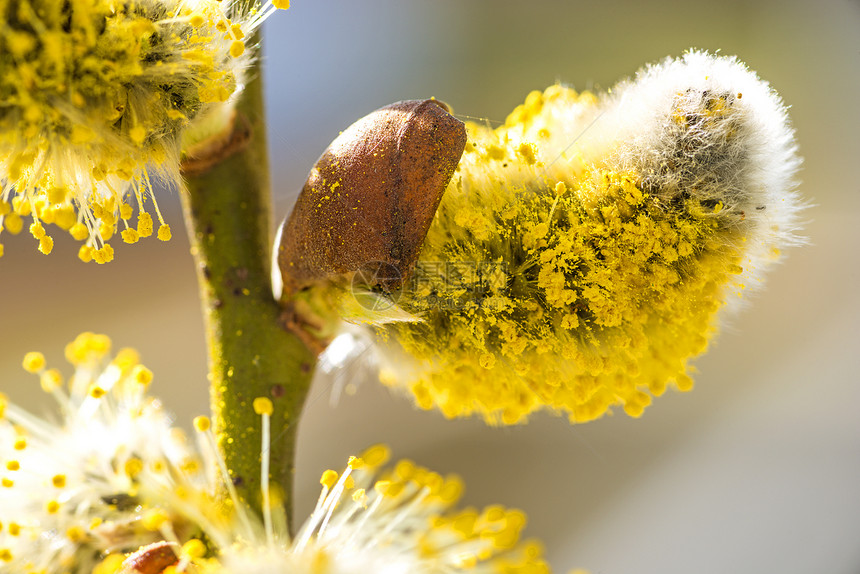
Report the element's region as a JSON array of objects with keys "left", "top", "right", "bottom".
[{"left": 252, "top": 397, "right": 274, "bottom": 547}]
